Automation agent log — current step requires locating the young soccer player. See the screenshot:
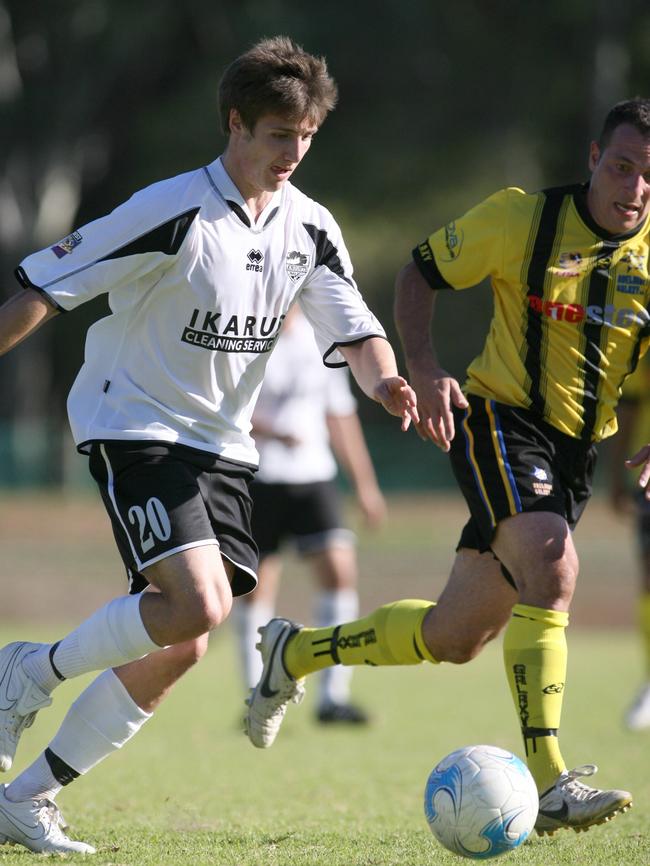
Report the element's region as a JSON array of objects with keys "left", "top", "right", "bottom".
[
  {"left": 246, "top": 97, "right": 650, "bottom": 837},
  {"left": 0, "top": 36, "right": 417, "bottom": 854},
  {"left": 234, "top": 305, "right": 386, "bottom": 723}
]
